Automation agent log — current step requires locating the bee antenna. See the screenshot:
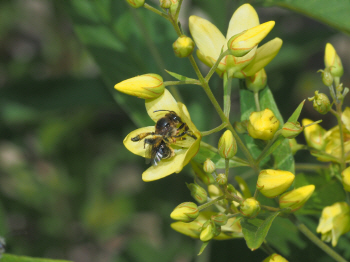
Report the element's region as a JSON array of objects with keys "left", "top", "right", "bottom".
[{"left": 153, "top": 110, "right": 171, "bottom": 113}]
